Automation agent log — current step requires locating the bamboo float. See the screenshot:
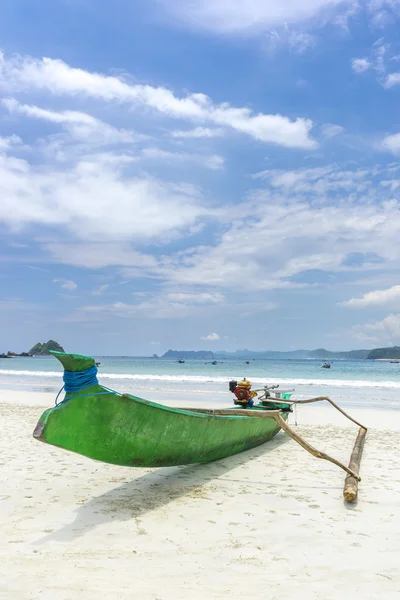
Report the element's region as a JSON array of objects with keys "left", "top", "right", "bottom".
[{"left": 343, "top": 427, "right": 367, "bottom": 503}]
